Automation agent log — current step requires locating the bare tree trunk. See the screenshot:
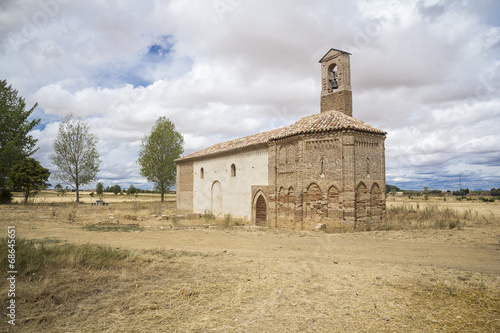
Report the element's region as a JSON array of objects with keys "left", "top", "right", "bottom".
[{"left": 76, "top": 169, "right": 79, "bottom": 202}]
